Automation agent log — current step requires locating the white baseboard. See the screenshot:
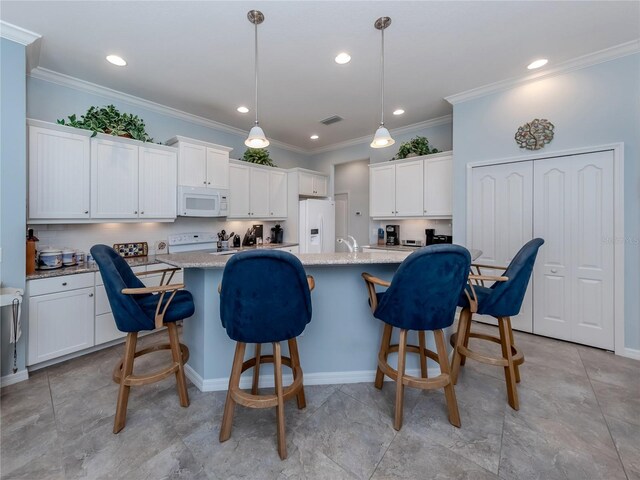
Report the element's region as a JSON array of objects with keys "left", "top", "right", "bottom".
[
  {"left": 622, "top": 348, "right": 640, "bottom": 361},
  {"left": 0, "top": 369, "right": 29, "bottom": 388},
  {"left": 184, "top": 363, "right": 442, "bottom": 392}
]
